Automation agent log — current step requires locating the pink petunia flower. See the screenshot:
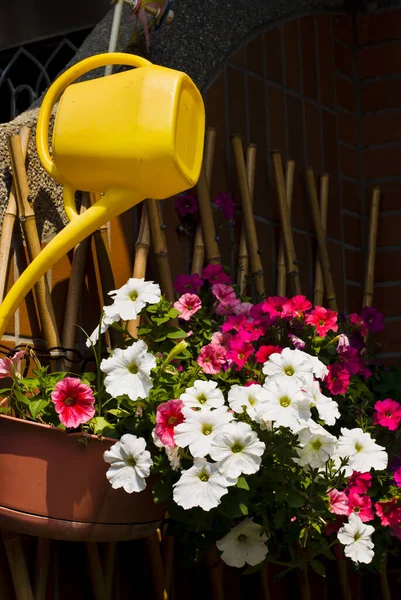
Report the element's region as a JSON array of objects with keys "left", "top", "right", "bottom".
[
  {"left": 347, "top": 492, "right": 374, "bottom": 522},
  {"left": 174, "top": 273, "right": 203, "bottom": 295},
  {"left": 226, "top": 336, "right": 254, "bottom": 368},
  {"left": 328, "top": 489, "right": 349, "bottom": 515},
  {"left": 374, "top": 398, "right": 401, "bottom": 431},
  {"left": 155, "top": 399, "right": 185, "bottom": 447},
  {"left": 347, "top": 472, "right": 372, "bottom": 495},
  {"left": 325, "top": 363, "right": 350, "bottom": 395},
  {"left": 375, "top": 499, "right": 401, "bottom": 527},
  {"left": 232, "top": 302, "right": 253, "bottom": 316},
  {"left": 51, "top": 377, "right": 95, "bottom": 429},
  {"left": 214, "top": 192, "right": 236, "bottom": 220},
  {"left": 360, "top": 306, "right": 385, "bottom": 333},
  {"left": 305, "top": 306, "right": 338, "bottom": 336},
  {"left": 211, "top": 331, "right": 231, "bottom": 348},
  {"left": 212, "top": 284, "right": 241, "bottom": 315},
  {"left": 174, "top": 294, "right": 202, "bottom": 321},
  {"left": 283, "top": 295, "right": 312, "bottom": 318},
  {"left": 202, "top": 264, "right": 232, "bottom": 285},
  {"left": 394, "top": 467, "right": 401, "bottom": 488},
  {"left": 174, "top": 193, "right": 198, "bottom": 217},
  {"left": 0, "top": 351, "right": 25, "bottom": 379},
  {"left": 197, "top": 343, "right": 227, "bottom": 374},
  {"left": 261, "top": 296, "right": 288, "bottom": 319},
  {"left": 255, "top": 345, "right": 282, "bottom": 364},
  {"left": 348, "top": 313, "right": 368, "bottom": 336},
  {"left": 221, "top": 315, "right": 248, "bottom": 333}
]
